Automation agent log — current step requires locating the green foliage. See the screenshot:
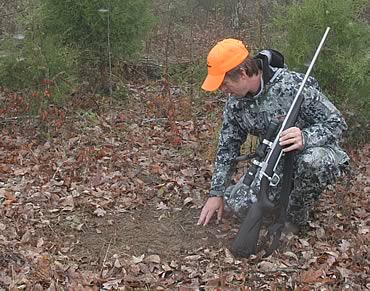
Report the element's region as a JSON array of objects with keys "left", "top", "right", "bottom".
[
  {"left": 272, "top": 0, "right": 370, "bottom": 142},
  {"left": 0, "top": 34, "right": 78, "bottom": 113},
  {"left": 112, "top": 83, "right": 130, "bottom": 101},
  {"left": 167, "top": 61, "right": 207, "bottom": 88},
  {"left": 40, "top": 0, "right": 154, "bottom": 59}
]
